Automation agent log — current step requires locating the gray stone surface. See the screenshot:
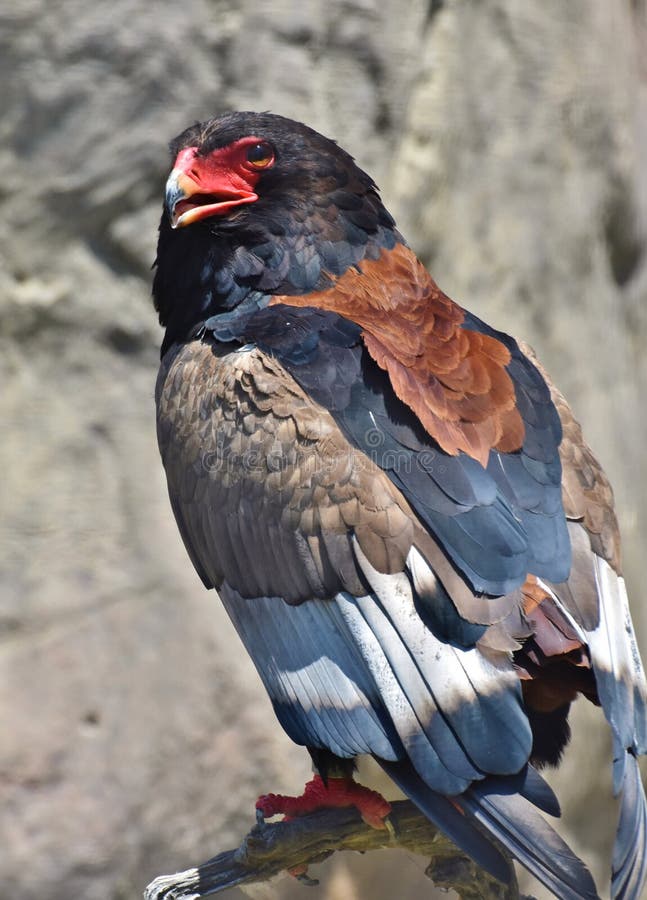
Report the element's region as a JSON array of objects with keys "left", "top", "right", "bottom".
[{"left": 1, "top": 1, "right": 646, "bottom": 898}]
